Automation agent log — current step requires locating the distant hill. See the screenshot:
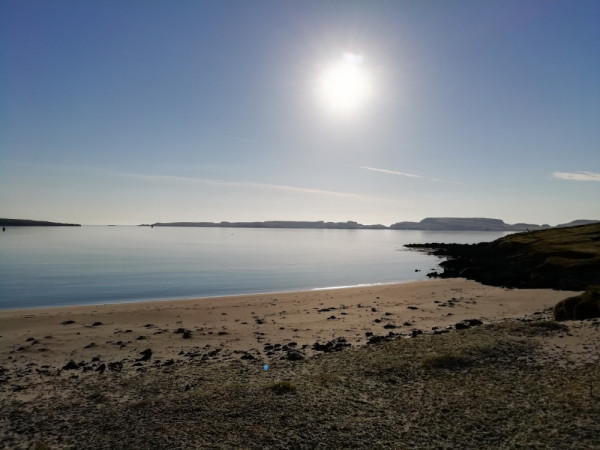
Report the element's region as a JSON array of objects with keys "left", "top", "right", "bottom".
[
  {"left": 389, "top": 217, "right": 547, "bottom": 232},
  {"left": 143, "top": 218, "right": 598, "bottom": 231},
  {"left": 556, "top": 219, "right": 600, "bottom": 228},
  {"left": 147, "top": 220, "right": 387, "bottom": 230},
  {"left": 0, "top": 218, "right": 81, "bottom": 227}
]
